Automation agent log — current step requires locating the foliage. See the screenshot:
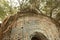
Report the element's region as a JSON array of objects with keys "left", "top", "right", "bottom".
[
  {"left": 0, "top": 0, "right": 60, "bottom": 22},
  {"left": 18, "top": 0, "right": 60, "bottom": 22},
  {"left": 0, "top": 0, "right": 18, "bottom": 21}
]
